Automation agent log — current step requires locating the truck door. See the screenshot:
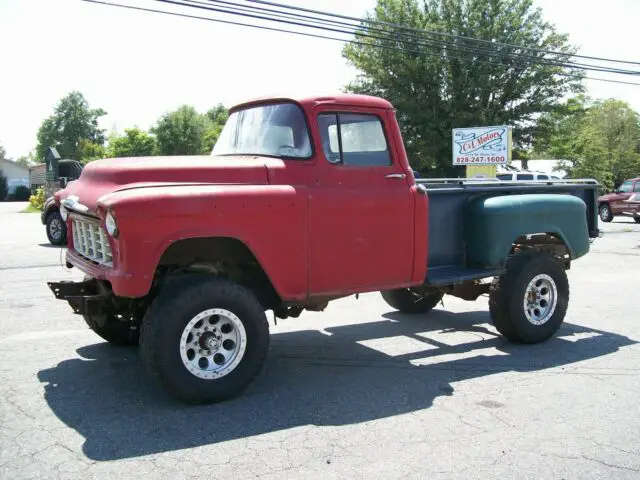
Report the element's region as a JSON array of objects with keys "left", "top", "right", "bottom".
[{"left": 308, "top": 107, "right": 415, "bottom": 295}]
